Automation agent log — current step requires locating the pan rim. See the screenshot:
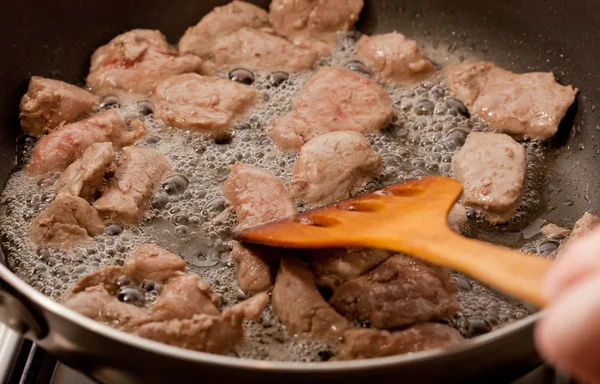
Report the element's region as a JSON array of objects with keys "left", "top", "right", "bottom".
[{"left": 0, "top": 262, "right": 540, "bottom": 371}]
